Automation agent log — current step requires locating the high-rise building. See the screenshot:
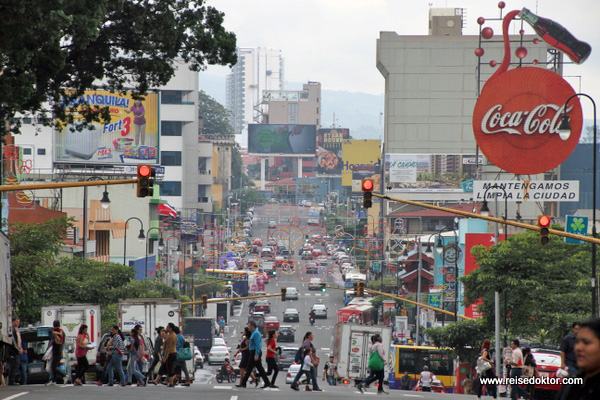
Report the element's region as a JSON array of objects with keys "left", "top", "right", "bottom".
[{"left": 226, "top": 48, "right": 284, "bottom": 137}]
